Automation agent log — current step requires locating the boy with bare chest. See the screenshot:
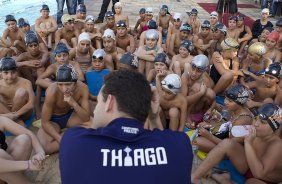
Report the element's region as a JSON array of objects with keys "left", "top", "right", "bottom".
[
  {"left": 35, "top": 5, "right": 58, "bottom": 50},
  {"left": 170, "top": 40, "right": 194, "bottom": 76},
  {"left": 115, "top": 20, "right": 135, "bottom": 53},
  {"left": 1, "top": 15, "right": 26, "bottom": 55},
  {"left": 55, "top": 14, "right": 77, "bottom": 49},
  {"left": 181, "top": 55, "right": 215, "bottom": 125},
  {"left": 37, "top": 64, "right": 90, "bottom": 154},
  {"left": 245, "top": 63, "right": 280, "bottom": 108},
  {"left": 0, "top": 57, "right": 34, "bottom": 125},
  {"left": 156, "top": 73, "right": 187, "bottom": 131}
]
